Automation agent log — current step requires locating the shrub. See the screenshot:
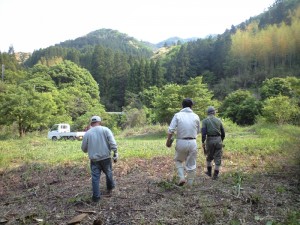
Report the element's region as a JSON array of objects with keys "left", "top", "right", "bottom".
[
  {"left": 262, "top": 95, "right": 299, "bottom": 125},
  {"left": 220, "top": 90, "right": 261, "bottom": 125}
]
